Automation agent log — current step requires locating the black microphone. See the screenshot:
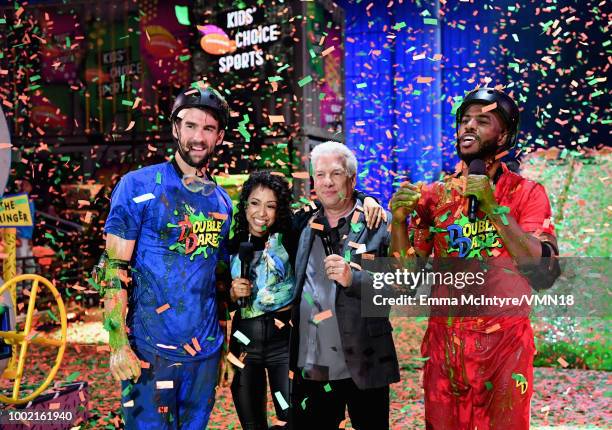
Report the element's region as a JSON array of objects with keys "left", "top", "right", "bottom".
[
  {"left": 316, "top": 217, "right": 336, "bottom": 257},
  {"left": 237, "top": 242, "right": 254, "bottom": 307},
  {"left": 315, "top": 216, "right": 342, "bottom": 288},
  {"left": 468, "top": 159, "right": 486, "bottom": 222}
]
